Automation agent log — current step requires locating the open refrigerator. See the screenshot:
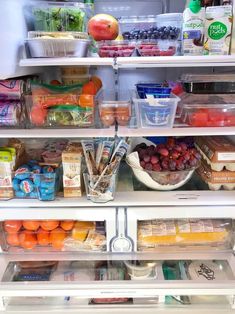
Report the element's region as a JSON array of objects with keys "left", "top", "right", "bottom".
[{"left": 1, "top": 0, "right": 235, "bottom": 313}]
